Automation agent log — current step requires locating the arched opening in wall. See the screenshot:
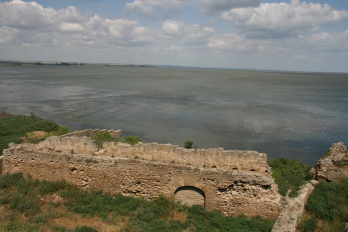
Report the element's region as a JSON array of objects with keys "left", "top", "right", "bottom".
[{"left": 174, "top": 186, "right": 205, "bottom": 207}]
